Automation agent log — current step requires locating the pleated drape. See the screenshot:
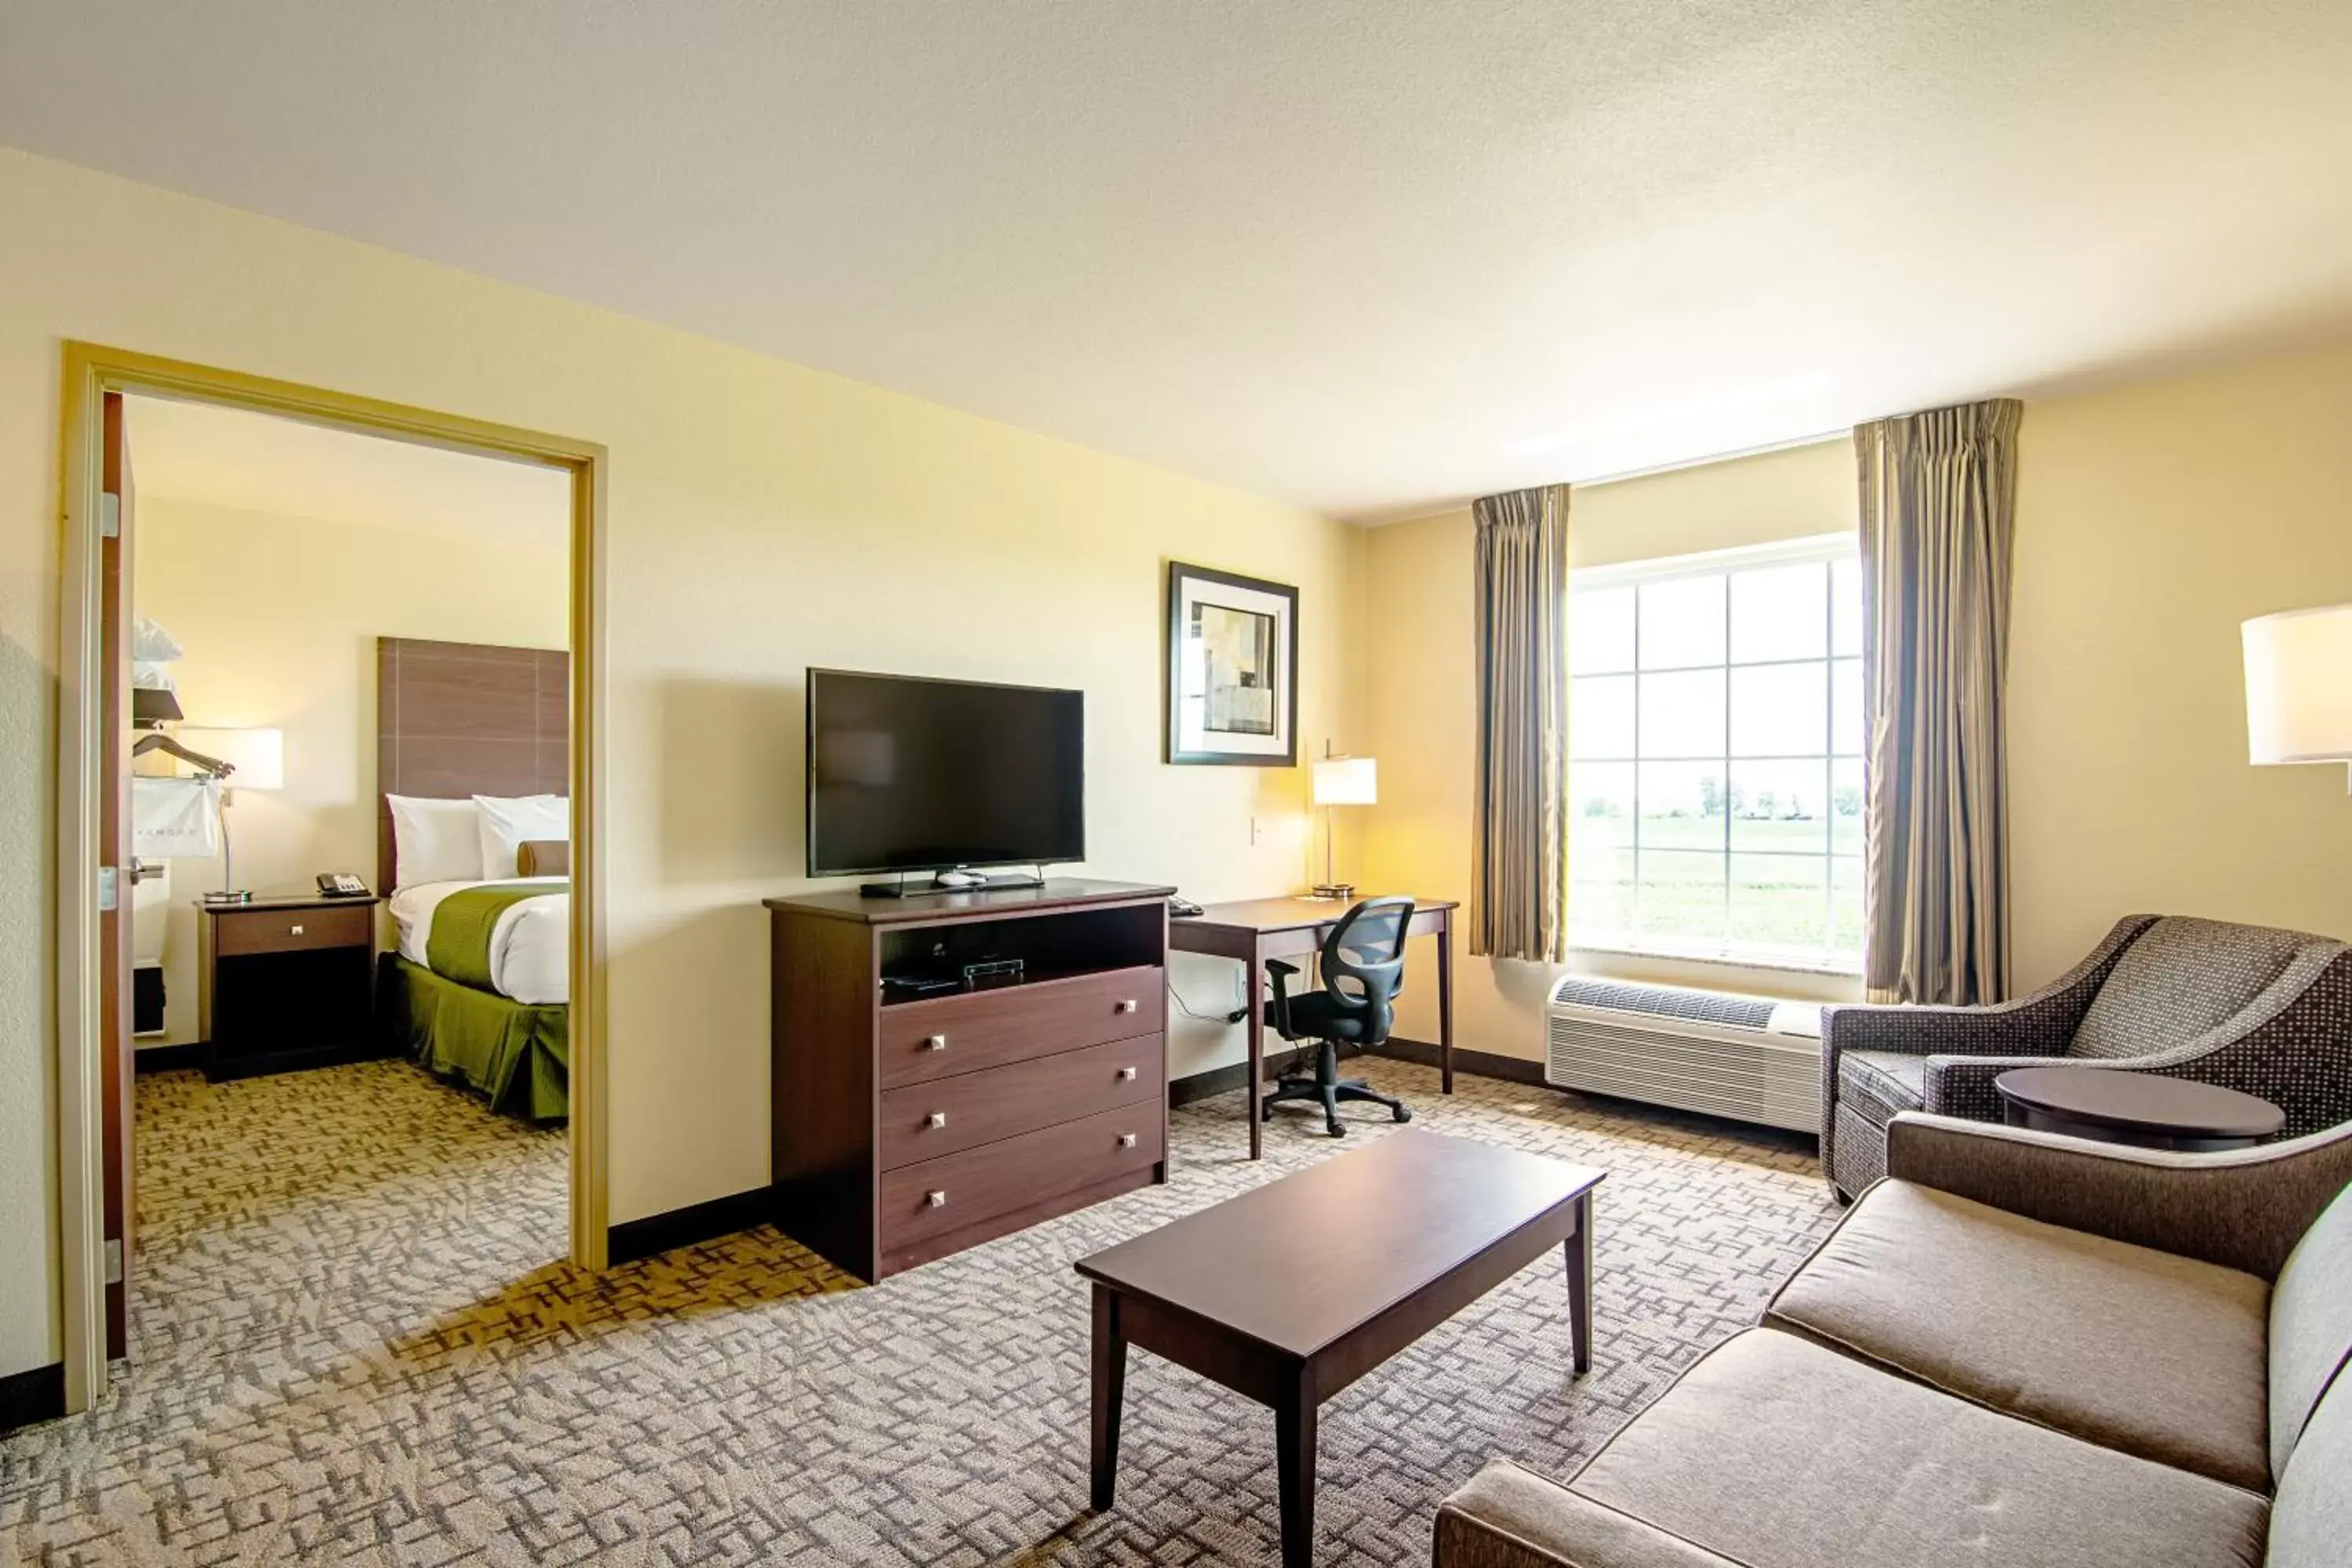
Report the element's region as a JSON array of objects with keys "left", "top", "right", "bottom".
[
  {"left": 1854, "top": 399, "right": 2022, "bottom": 1004},
  {"left": 1470, "top": 485, "right": 1571, "bottom": 962}
]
